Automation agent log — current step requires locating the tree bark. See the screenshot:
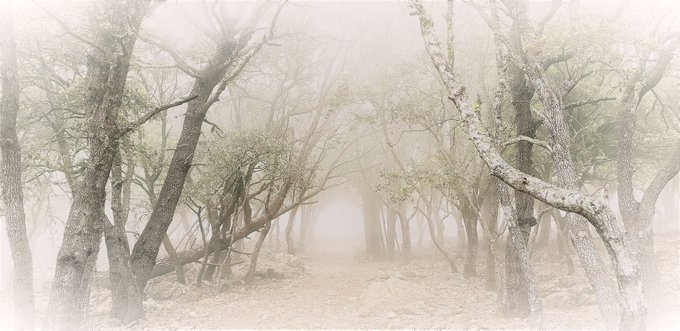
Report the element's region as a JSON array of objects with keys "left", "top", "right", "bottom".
[
  {"left": 47, "top": 2, "right": 148, "bottom": 329},
  {"left": 535, "top": 210, "right": 551, "bottom": 248},
  {"left": 0, "top": 2, "right": 35, "bottom": 328},
  {"left": 396, "top": 203, "right": 412, "bottom": 262},
  {"left": 104, "top": 152, "right": 143, "bottom": 323},
  {"left": 410, "top": 2, "right": 645, "bottom": 328},
  {"left": 503, "top": 37, "right": 538, "bottom": 315},
  {"left": 361, "top": 186, "right": 384, "bottom": 258},
  {"left": 131, "top": 33, "right": 267, "bottom": 291},
  {"left": 480, "top": 183, "right": 499, "bottom": 291},
  {"left": 421, "top": 201, "right": 457, "bottom": 274},
  {"left": 297, "top": 205, "right": 312, "bottom": 252},
  {"left": 385, "top": 207, "right": 397, "bottom": 260},
  {"left": 530, "top": 57, "right": 622, "bottom": 329},
  {"left": 462, "top": 205, "right": 478, "bottom": 278},
  {"left": 244, "top": 222, "right": 272, "bottom": 283},
  {"left": 616, "top": 40, "right": 680, "bottom": 309},
  {"left": 285, "top": 206, "right": 299, "bottom": 255}
]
